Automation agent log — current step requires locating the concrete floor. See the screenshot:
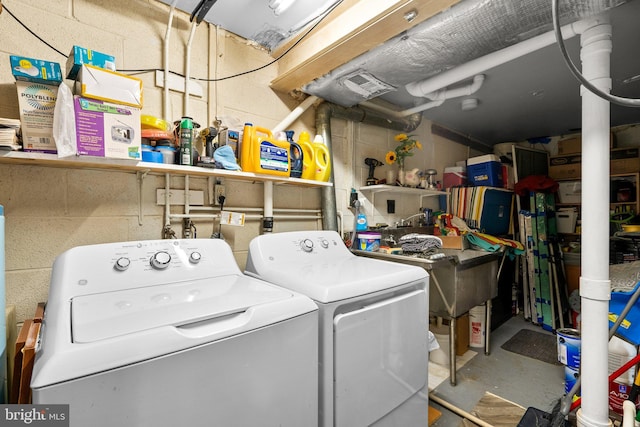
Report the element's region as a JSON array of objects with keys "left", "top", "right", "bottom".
[{"left": 430, "top": 313, "right": 566, "bottom": 426}]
